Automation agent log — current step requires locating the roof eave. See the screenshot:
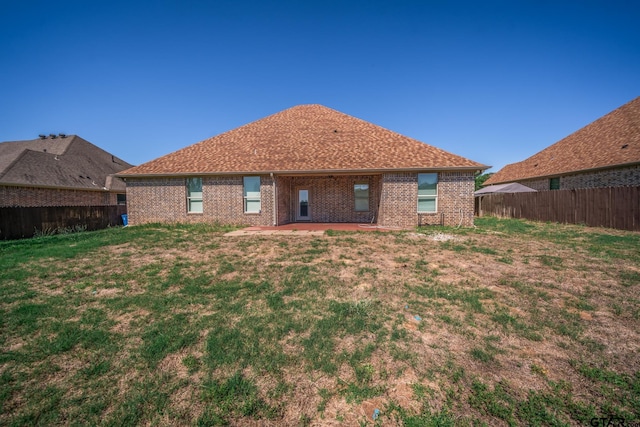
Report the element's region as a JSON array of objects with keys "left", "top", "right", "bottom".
[
  {"left": 488, "top": 160, "right": 640, "bottom": 185},
  {"left": 116, "top": 165, "right": 491, "bottom": 179},
  {"left": 0, "top": 182, "right": 120, "bottom": 192}
]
